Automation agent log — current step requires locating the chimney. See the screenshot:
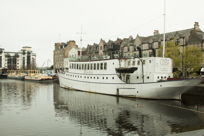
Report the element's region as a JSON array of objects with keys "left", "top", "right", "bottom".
[
  {"left": 153, "top": 30, "right": 159, "bottom": 35},
  {"left": 194, "top": 22, "right": 200, "bottom": 31}
]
